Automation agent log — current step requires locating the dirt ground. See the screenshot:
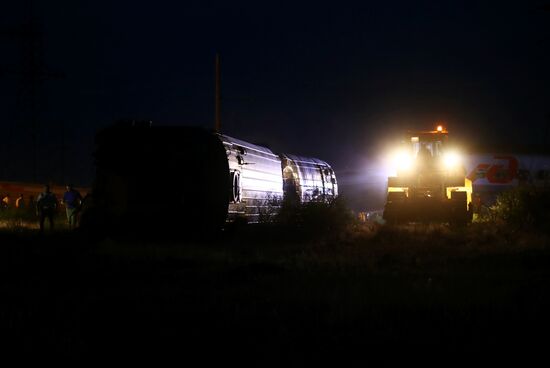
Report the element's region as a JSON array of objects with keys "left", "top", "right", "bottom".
[{"left": 1, "top": 223, "right": 549, "bottom": 364}]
